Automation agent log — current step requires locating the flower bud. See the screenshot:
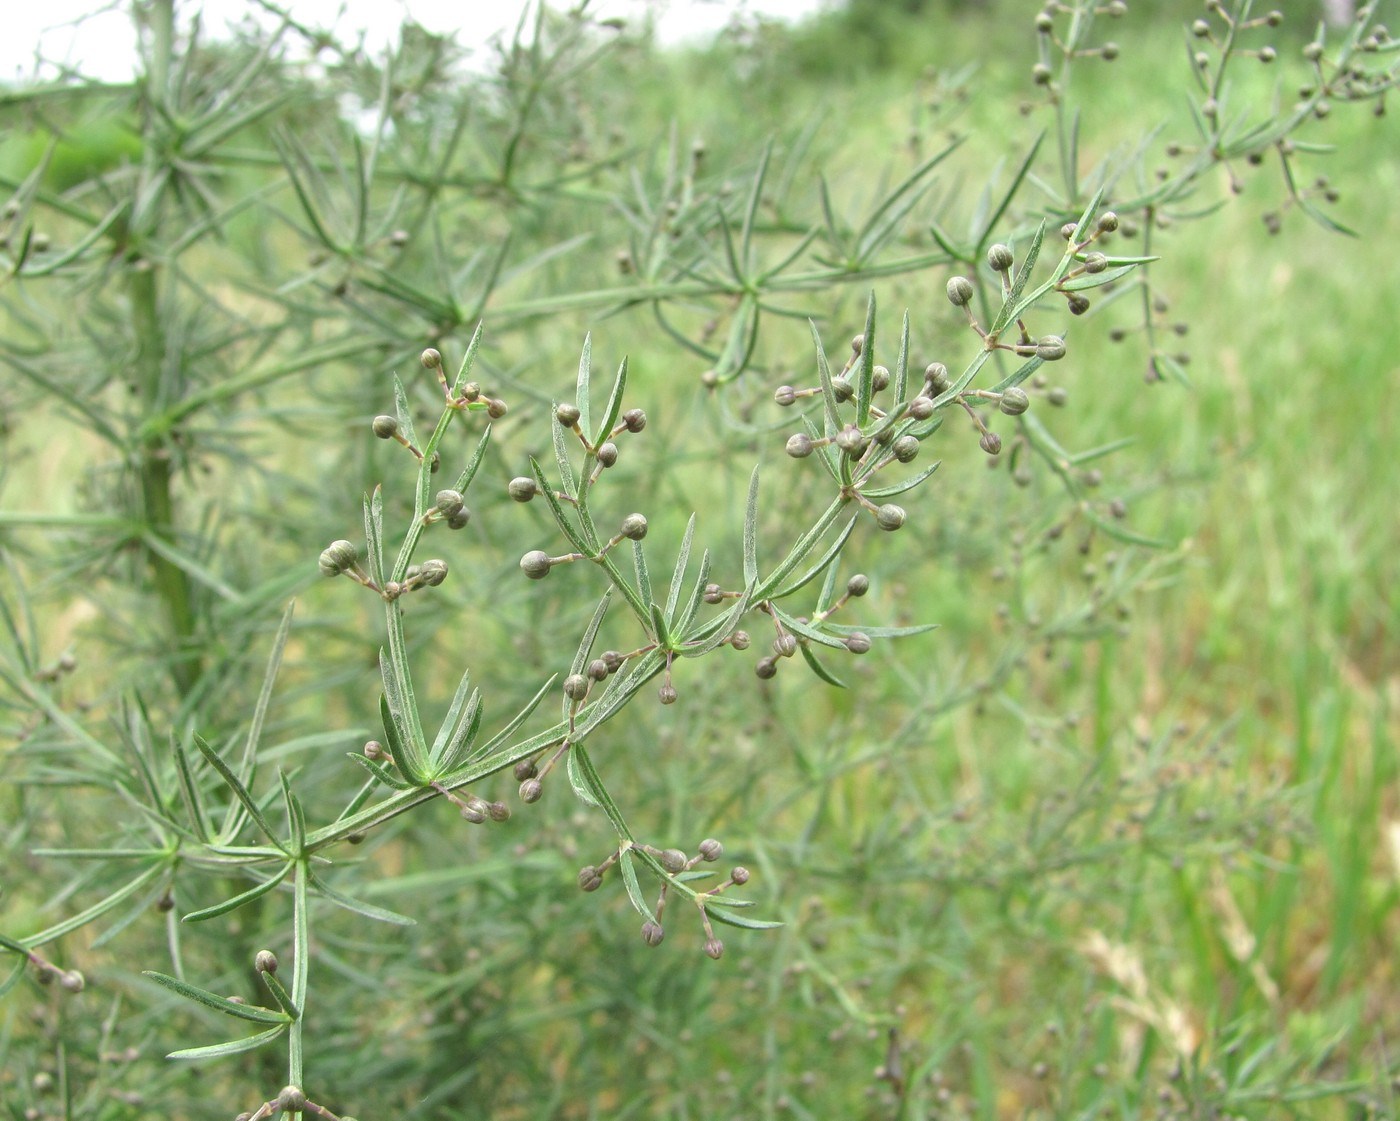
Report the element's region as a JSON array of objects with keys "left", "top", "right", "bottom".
[
  {"left": 892, "top": 435, "right": 920, "bottom": 463},
  {"left": 513, "top": 758, "right": 538, "bottom": 781},
  {"left": 508, "top": 476, "right": 538, "bottom": 502},
  {"left": 908, "top": 395, "right": 935, "bottom": 419},
  {"left": 846, "top": 574, "right": 870, "bottom": 597},
  {"left": 730, "top": 866, "right": 751, "bottom": 885},
  {"left": 1036, "top": 335, "right": 1067, "bottom": 361},
  {"left": 871, "top": 365, "right": 890, "bottom": 392},
  {"left": 1101, "top": 42, "right": 1119, "bottom": 60},
  {"left": 564, "top": 673, "right": 589, "bottom": 701},
  {"left": 755, "top": 656, "right": 778, "bottom": 679},
  {"left": 986, "top": 243, "right": 1014, "bottom": 272},
  {"left": 699, "top": 838, "right": 724, "bottom": 861},
  {"left": 622, "top": 408, "right": 647, "bottom": 433},
  {"left": 946, "top": 276, "right": 975, "bottom": 306},
  {"left": 704, "top": 583, "right": 725, "bottom": 604},
  {"left": 1096, "top": 211, "right": 1119, "bottom": 233},
  {"left": 1032, "top": 62, "right": 1053, "bottom": 85},
  {"left": 319, "top": 540, "right": 358, "bottom": 578},
  {"left": 60, "top": 969, "right": 86, "bottom": 993},
  {"left": 924, "top": 362, "right": 950, "bottom": 393},
  {"left": 831, "top": 377, "right": 854, "bottom": 402},
  {"left": 1048, "top": 386, "right": 1069, "bottom": 406},
  {"left": 786, "top": 433, "right": 814, "bottom": 458},
  {"left": 578, "top": 866, "right": 604, "bottom": 891},
  {"left": 620, "top": 513, "right": 649, "bottom": 540},
  {"left": 278, "top": 1087, "right": 307, "bottom": 1112},
  {"left": 435, "top": 489, "right": 465, "bottom": 516},
  {"left": 979, "top": 431, "right": 1003, "bottom": 455},
  {"left": 641, "top": 921, "right": 665, "bottom": 947},
  {"left": 1035, "top": 11, "right": 1053, "bottom": 31},
  {"left": 999, "top": 387, "right": 1031, "bottom": 415},
  {"left": 1067, "top": 293, "right": 1090, "bottom": 316},
  {"left": 420, "top": 348, "right": 442, "bottom": 370},
  {"left": 730, "top": 630, "right": 751, "bottom": 651},
  {"left": 835, "top": 426, "right": 867, "bottom": 456},
  {"left": 658, "top": 848, "right": 688, "bottom": 873},
  {"left": 704, "top": 938, "right": 725, "bottom": 960},
  {"left": 555, "top": 403, "right": 581, "bottom": 427},
  {"left": 844, "top": 632, "right": 872, "bottom": 655},
  {"left": 520, "top": 550, "right": 553, "bottom": 580},
  {"left": 372, "top": 415, "right": 399, "bottom": 439},
  {"left": 519, "top": 778, "right": 543, "bottom": 803},
  {"left": 850, "top": 333, "right": 865, "bottom": 355},
  {"left": 876, "top": 504, "right": 906, "bottom": 531},
  {"left": 588, "top": 659, "right": 609, "bottom": 681},
  {"left": 773, "top": 633, "right": 798, "bottom": 658},
  {"left": 486, "top": 398, "right": 508, "bottom": 419},
  {"left": 774, "top": 385, "right": 797, "bottom": 406},
  {"left": 596, "top": 442, "right": 619, "bottom": 467},
  {"left": 255, "top": 950, "right": 278, "bottom": 974},
  {"left": 658, "top": 682, "right": 678, "bottom": 705}
]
